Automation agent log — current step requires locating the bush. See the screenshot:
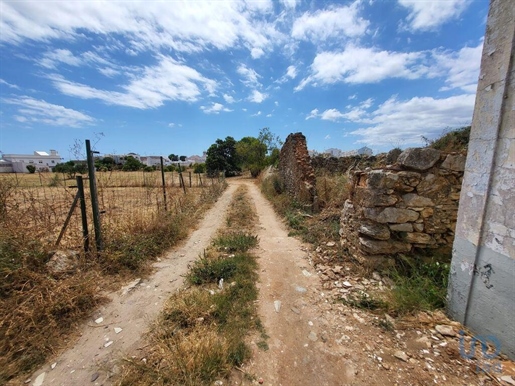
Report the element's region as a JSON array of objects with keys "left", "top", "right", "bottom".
[
  {"left": 387, "top": 253, "right": 451, "bottom": 314},
  {"left": 422, "top": 126, "right": 471, "bottom": 153}
]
